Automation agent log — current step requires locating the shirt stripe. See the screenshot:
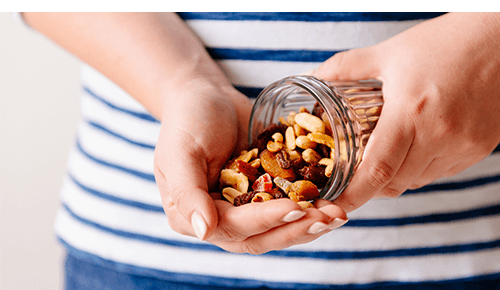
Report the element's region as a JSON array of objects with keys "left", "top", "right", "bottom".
[{"left": 178, "top": 12, "right": 447, "bottom": 22}]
